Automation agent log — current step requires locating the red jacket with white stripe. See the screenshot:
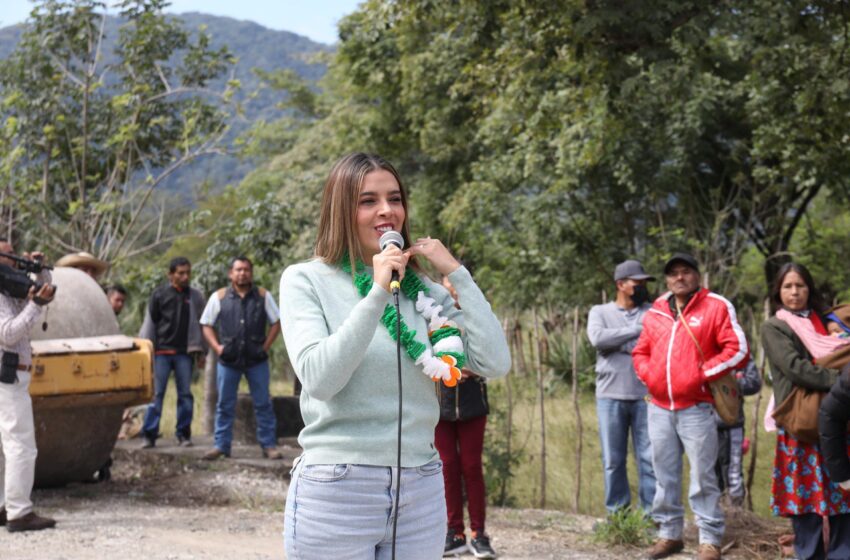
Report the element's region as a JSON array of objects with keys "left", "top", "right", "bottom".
[{"left": 632, "top": 288, "right": 749, "bottom": 410}]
